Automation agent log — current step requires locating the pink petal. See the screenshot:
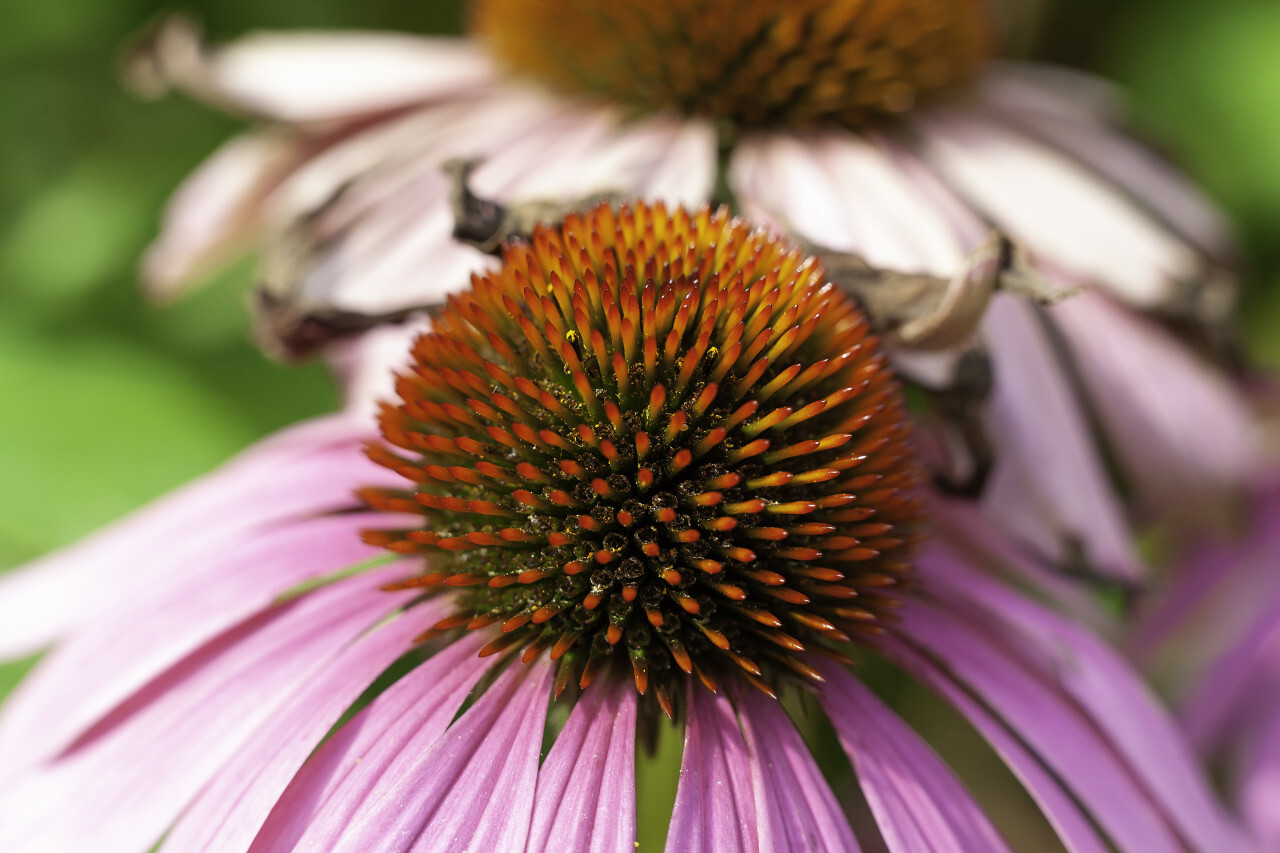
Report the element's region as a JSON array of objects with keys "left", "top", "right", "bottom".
[
  {"left": 0, "top": 513, "right": 392, "bottom": 778},
  {"left": 250, "top": 632, "right": 493, "bottom": 851},
  {"left": 913, "top": 108, "right": 1199, "bottom": 307},
  {"left": 817, "top": 663, "right": 1010, "bottom": 853},
  {"left": 666, "top": 686, "right": 759, "bottom": 852},
  {"left": 733, "top": 686, "right": 861, "bottom": 852},
  {"left": 0, "top": 414, "right": 377, "bottom": 659},
  {"left": 528, "top": 678, "right": 637, "bottom": 853},
  {"left": 981, "top": 295, "right": 1143, "bottom": 581},
  {"left": 322, "top": 658, "right": 553, "bottom": 852},
  {"left": 163, "top": 602, "right": 444, "bottom": 851},
  {"left": 1051, "top": 288, "right": 1256, "bottom": 519},
  {"left": 885, "top": 639, "right": 1109, "bottom": 853},
  {"left": 0, "top": 566, "right": 413, "bottom": 853},
  {"left": 909, "top": 545, "right": 1249, "bottom": 853}
]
